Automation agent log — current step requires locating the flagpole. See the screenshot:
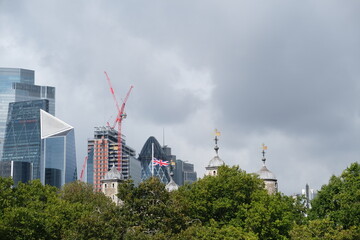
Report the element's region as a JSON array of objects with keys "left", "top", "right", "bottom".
[{"left": 151, "top": 142, "right": 154, "bottom": 176}]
